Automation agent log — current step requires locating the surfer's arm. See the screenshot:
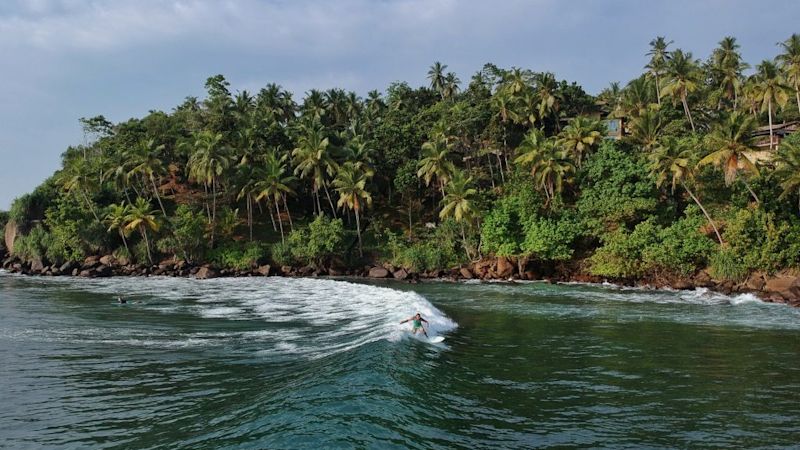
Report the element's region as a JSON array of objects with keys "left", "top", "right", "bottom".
[
  {"left": 421, "top": 318, "right": 429, "bottom": 323},
  {"left": 399, "top": 317, "right": 410, "bottom": 324}
]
